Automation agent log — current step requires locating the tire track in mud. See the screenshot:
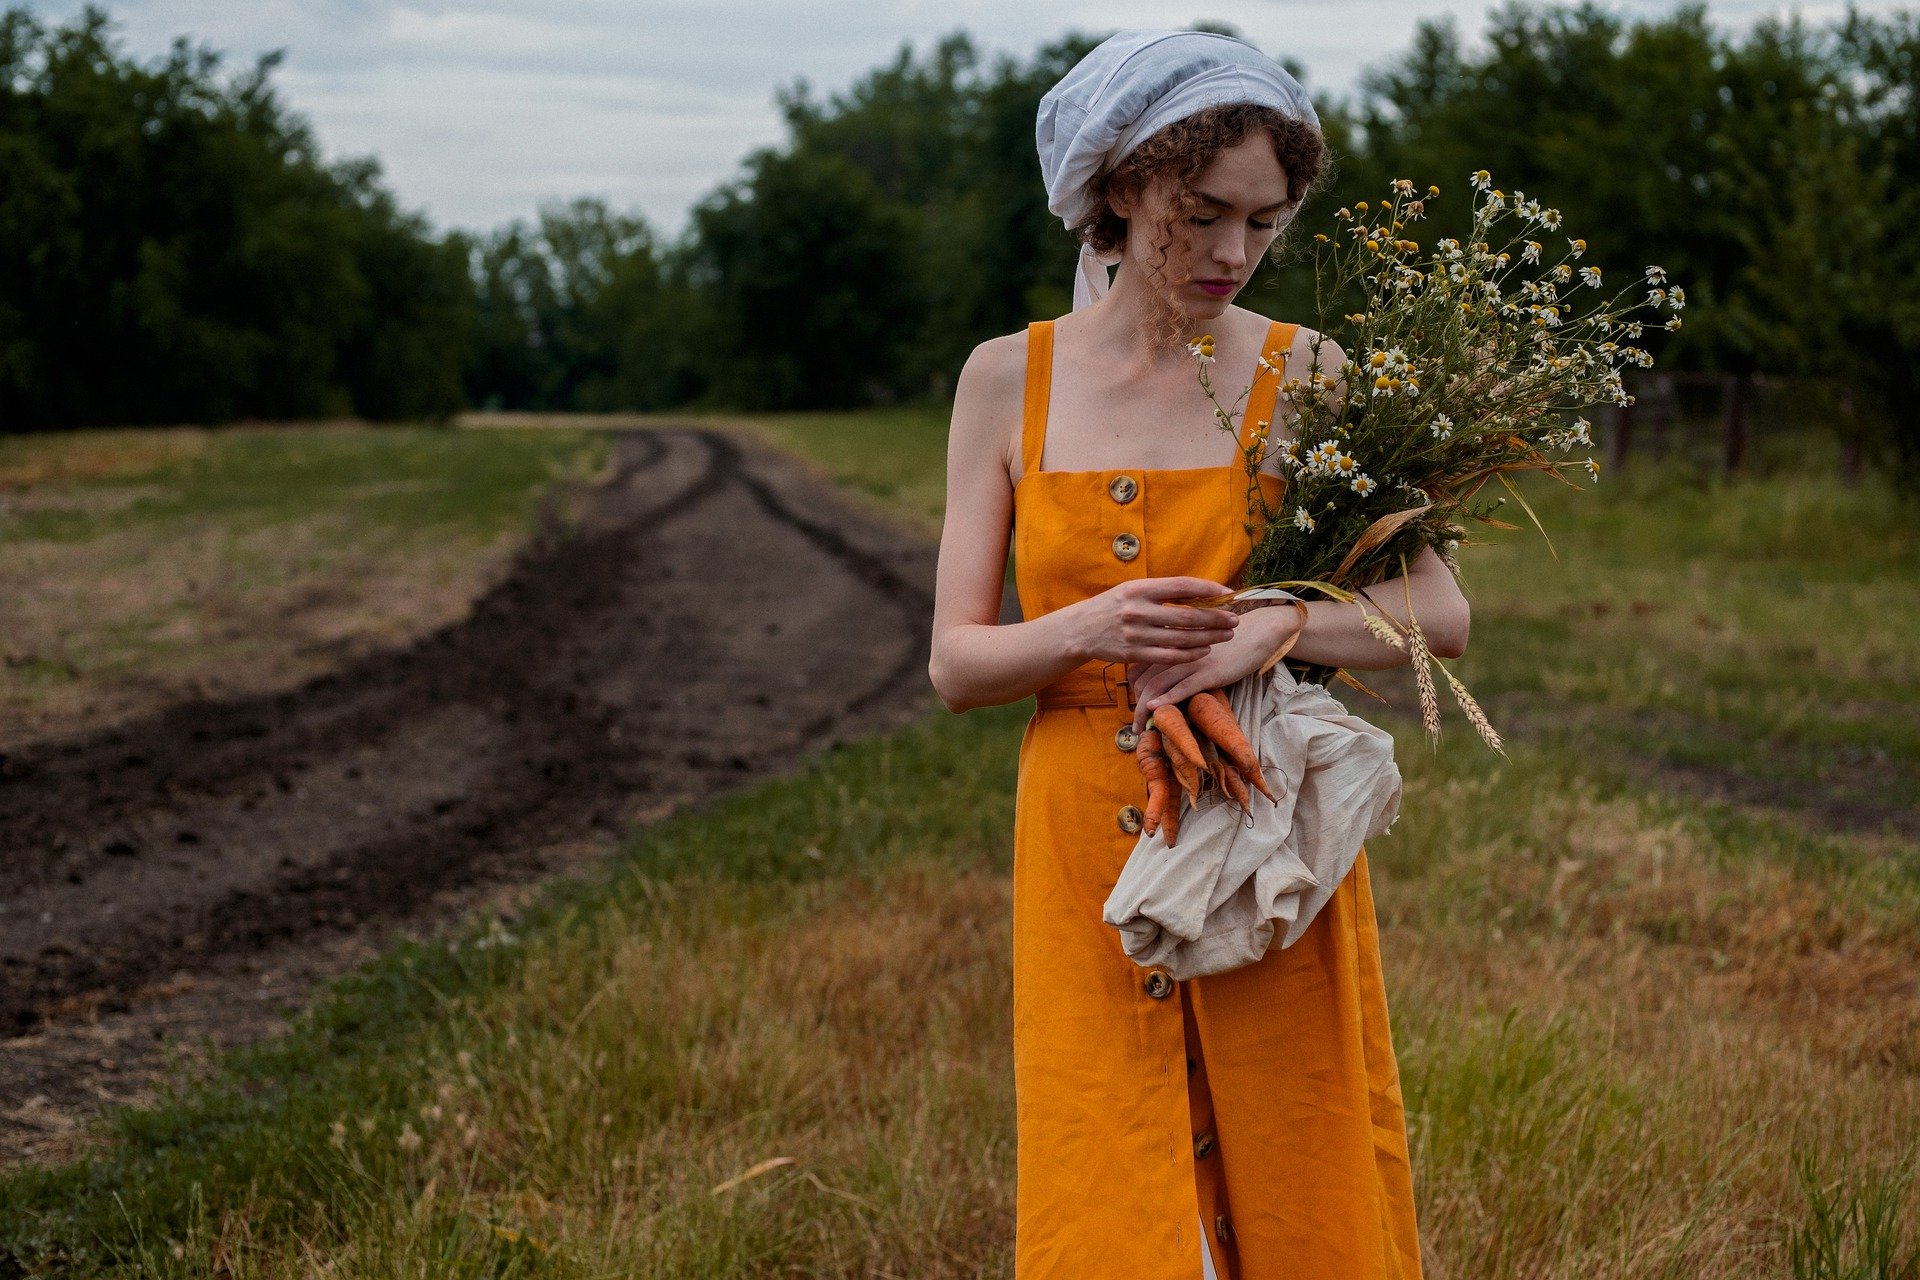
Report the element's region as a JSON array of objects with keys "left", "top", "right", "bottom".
[{"left": 0, "top": 425, "right": 939, "bottom": 1160}]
